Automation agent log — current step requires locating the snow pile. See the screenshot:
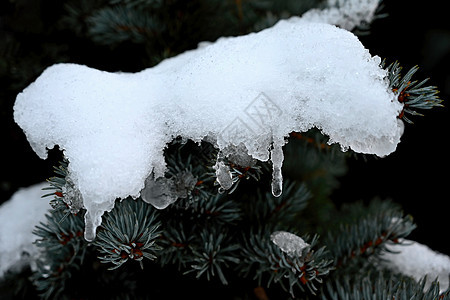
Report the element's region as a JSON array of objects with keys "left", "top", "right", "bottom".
[
  {"left": 271, "top": 231, "right": 310, "bottom": 257},
  {"left": 302, "top": 0, "right": 381, "bottom": 30},
  {"left": 14, "top": 17, "right": 403, "bottom": 241},
  {"left": 381, "top": 239, "right": 450, "bottom": 292},
  {"left": 0, "top": 183, "right": 50, "bottom": 278}
]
